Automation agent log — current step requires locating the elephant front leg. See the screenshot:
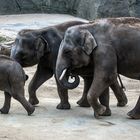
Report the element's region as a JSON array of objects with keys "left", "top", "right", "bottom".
[
  {"left": 77, "top": 77, "right": 92, "bottom": 107},
  {"left": 28, "top": 64, "right": 53, "bottom": 105},
  {"left": 55, "top": 77, "right": 70, "bottom": 109},
  {"left": 77, "top": 77, "right": 111, "bottom": 114},
  {"left": 127, "top": 96, "right": 140, "bottom": 119},
  {"left": 87, "top": 72, "right": 115, "bottom": 118},
  {"left": 0, "top": 92, "right": 11, "bottom": 114}
]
